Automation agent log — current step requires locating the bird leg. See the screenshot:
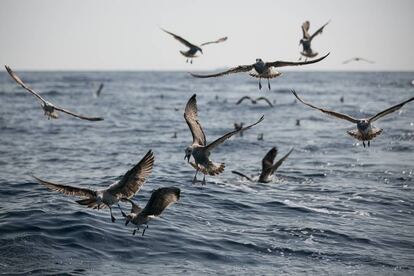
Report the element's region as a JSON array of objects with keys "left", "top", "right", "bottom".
[
  {"left": 133, "top": 229, "right": 137, "bottom": 236},
  {"left": 109, "top": 206, "right": 116, "bottom": 222},
  {"left": 362, "top": 141, "right": 366, "bottom": 148},
  {"left": 192, "top": 168, "right": 199, "bottom": 184},
  {"left": 259, "top": 78, "right": 262, "bottom": 90},
  {"left": 118, "top": 203, "right": 126, "bottom": 217},
  {"left": 142, "top": 224, "right": 149, "bottom": 236},
  {"left": 368, "top": 141, "right": 370, "bottom": 147},
  {"left": 267, "top": 78, "right": 271, "bottom": 90},
  {"left": 202, "top": 174, "right": 206, "bottom": 185},
  {"left": 190, "top": 59, "right": 193, "bottom": 64}
]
